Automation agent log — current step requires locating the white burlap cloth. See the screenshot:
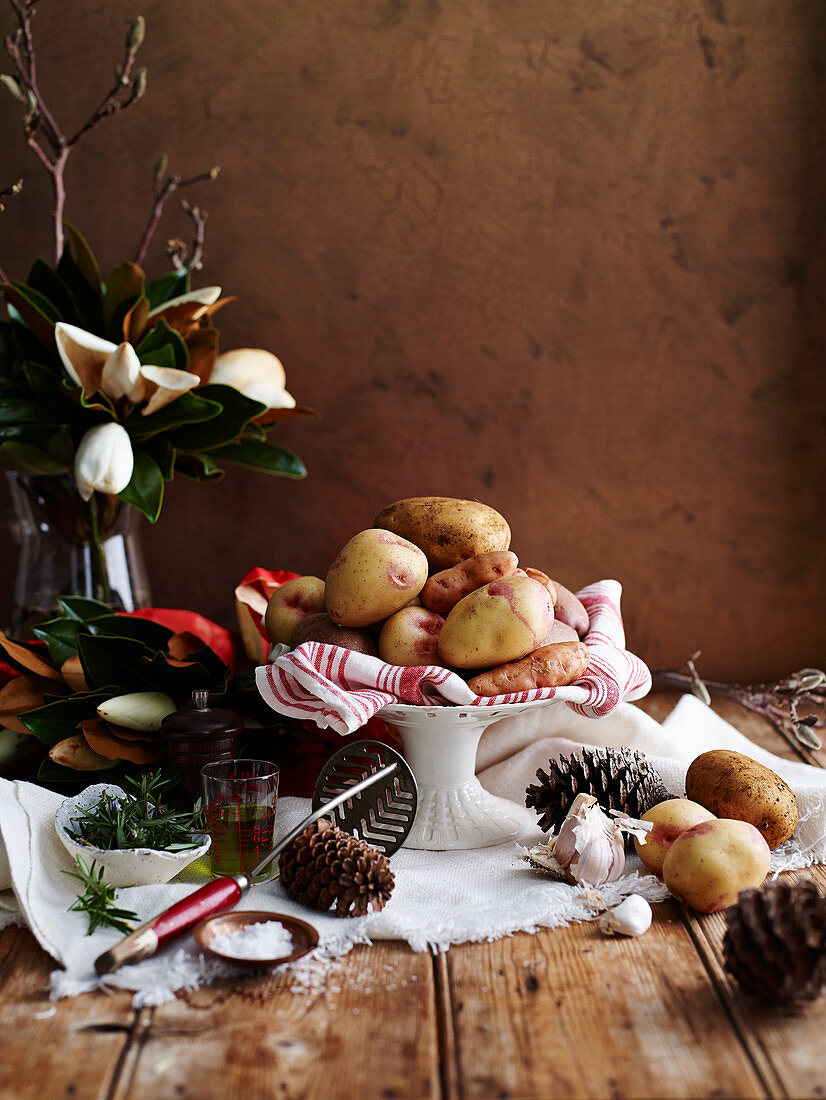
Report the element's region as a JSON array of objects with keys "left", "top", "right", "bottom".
[{"left": 0, "top": 695, "right": 823, "bottom": 1005}]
